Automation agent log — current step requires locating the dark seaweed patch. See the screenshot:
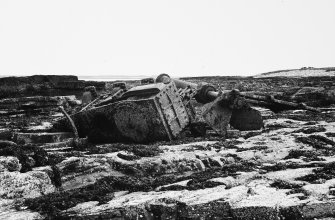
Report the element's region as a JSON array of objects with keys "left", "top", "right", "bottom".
[
  {"left": 0, "top": 145, "right": 49, "bottom": 172},
  {"left": 25, "top": 160, "right": 256, "bottom": 217},
  {"left": 325, "top": 132, "right": 335, "bottom": 137},
  {"left": 270, "top": 179, "right": 303, "bottom": 189},
  {"left": 296, "top": 135, "right": 335, "bottom": 150},
  {"left": 236, "top": 145, "right": 268, "bottom": 152},
  {"left": 297, "top": 162, "right": 335, "bottom": 183},
  {"left": 293, "top": 126, "right": 326, "bottom": 134},
  {"left": 86, "top": 143, "right": 163, "bottom": 157},
  {"left": 284, "top": 149, "right": 325, "bottom": 162},
  {"left": 116, "top": 152, "right": 140, "bottom": 160}
]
